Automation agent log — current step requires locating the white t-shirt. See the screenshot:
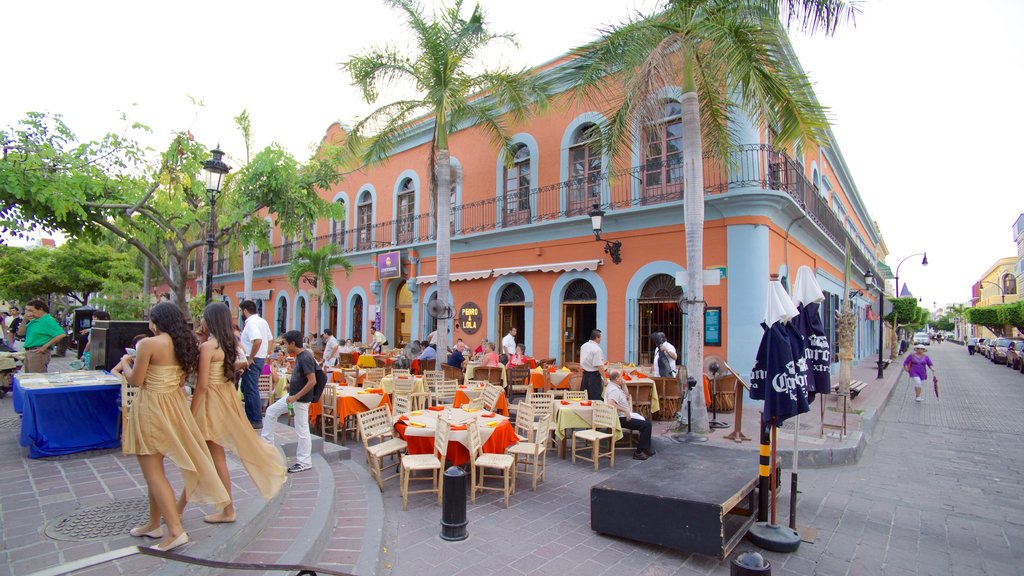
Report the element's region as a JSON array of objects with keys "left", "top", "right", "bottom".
[
  {"left": 322, "top": 336, "right": 340, "bottom": 365},
  {"left": 240, "top": 314, "right": 273, "bottom": 359},
  {"left": 580, "top": 340, "right": 604, "bottom": 372},
  {"left": 502, "top": 333, "right": 516, "bottom": 355},
  {"left": 653, "top": 341, "right": 678, "bottom": 377}
]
